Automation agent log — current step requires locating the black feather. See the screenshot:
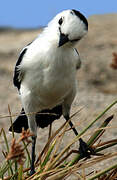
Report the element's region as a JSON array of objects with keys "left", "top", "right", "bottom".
[
  {"left": 72, "top": 9, "right": 88, "bottom": 30},
  {"left": 13, "top": 48, "right": 27, "bottom": 90},
  {"left": 9, "top": 105, "right": 62, "bottom": 133},
  {"left": 36, "top": 105, "right": 62, "bottom": 128},
  {"left": 9, "top": 108, "right": 28, "bottom": 133}
]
